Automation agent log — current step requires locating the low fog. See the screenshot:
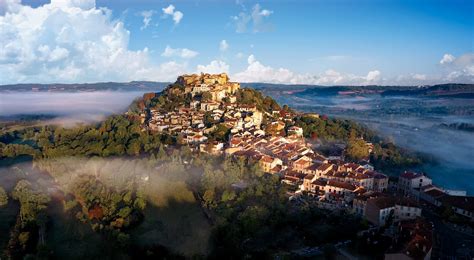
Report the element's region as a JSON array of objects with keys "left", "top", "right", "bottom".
[
  {"left": 277, "top": 94, "right": 474, "bottom": 193},
  {"left": 0, "top": 91, "right": 146, "bottom": 125},
  {"left": 0, "top": 157, "right": 211, "bottom": 257}
]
